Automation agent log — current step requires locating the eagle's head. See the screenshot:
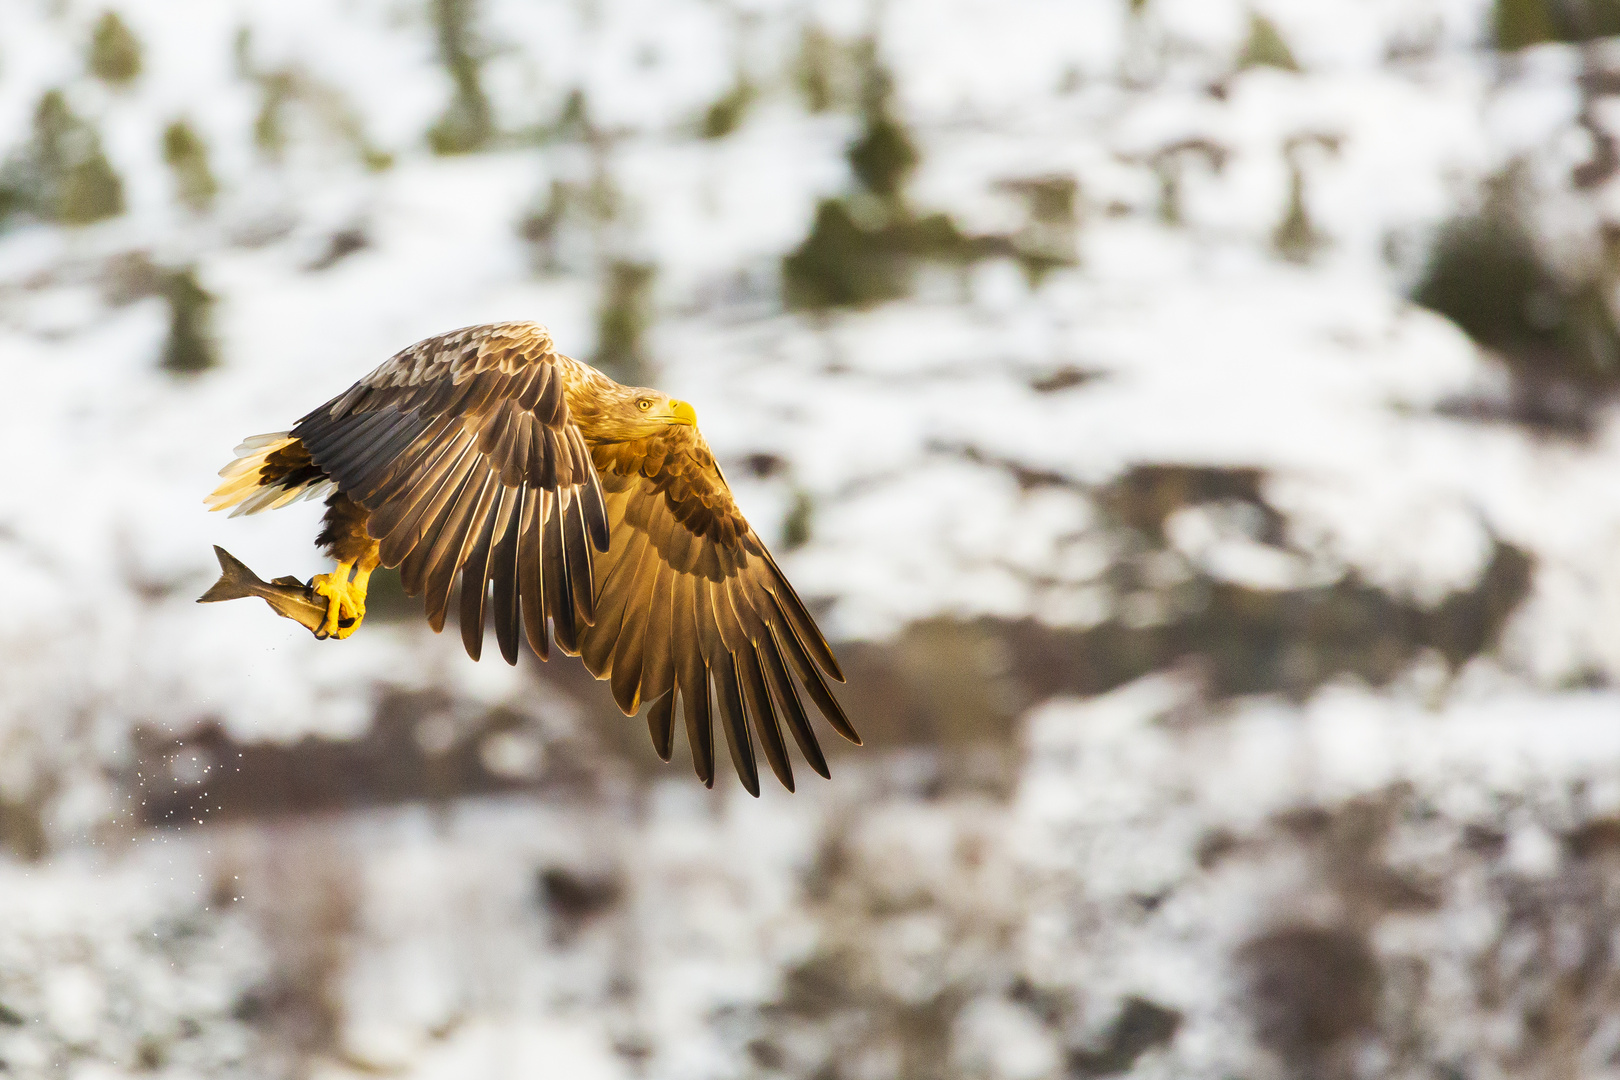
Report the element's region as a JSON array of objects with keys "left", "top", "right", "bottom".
[{"left": 586, "top": 385, "right": 697, "bottom": 442}]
